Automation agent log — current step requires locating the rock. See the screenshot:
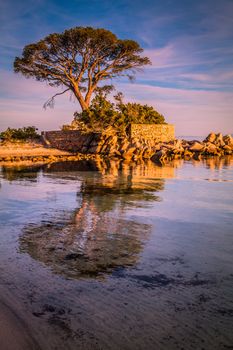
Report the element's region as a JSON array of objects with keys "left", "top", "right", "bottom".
[
  {"left": 131, "top": 137, "right": 141, "bottom": 148},
  {"left": 223, "top": 134, "right": 233, "bottom": 147},
  {"left": 151, "top": 149, "right": 168, "bottom": 162},
  {"left": 110, "top": 135, "right": 118, "bottom": 145},
  {"left": 174, "top": 139, "right": 183, "bottom": 147},
  {"left": 173, "top": 145, "right": 184, "bottom": 154},
  {"left": 162, "top": 144, "right": 173, "bottom": 150},
  {"left": 214, "top": 133, "right": 225, "bottom": 147},
  {"left": 122, "top": 147, "right": 136, "bottom": 160},
  {"left": 204, "top": 142, "right": 218, "bottom": 154},
  {"left": 204, "top": 132, "right": 216, "bottom": 143},
  {"left": 223, "top": 145, "right": 232, "bottom": 154},
  {"left": 88, "top": 145, "right": 100, "bottom": 153},
  {"left": 80, "top": 146, "right": 88, "bottom": 153},
  {"left": 184, "top": 150, "right": 193, "bottom": 158},
  {"left": 153, "top": 144, "right": 162, "bottom": 152},
  {"left": 119, "top": 140, "right": 130, "bottom": 153},
  {"left": 142, "top": 147, "right": 153, "bottom": 159},
  {"left": 188, "top": 142, "right": 204, "bottom": 152},
  {"left": 181, "top": 140, "right": 190, "bottom": 148},
  {"left": 111, "top": 149, "right": 122, "bottom": 157}
]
